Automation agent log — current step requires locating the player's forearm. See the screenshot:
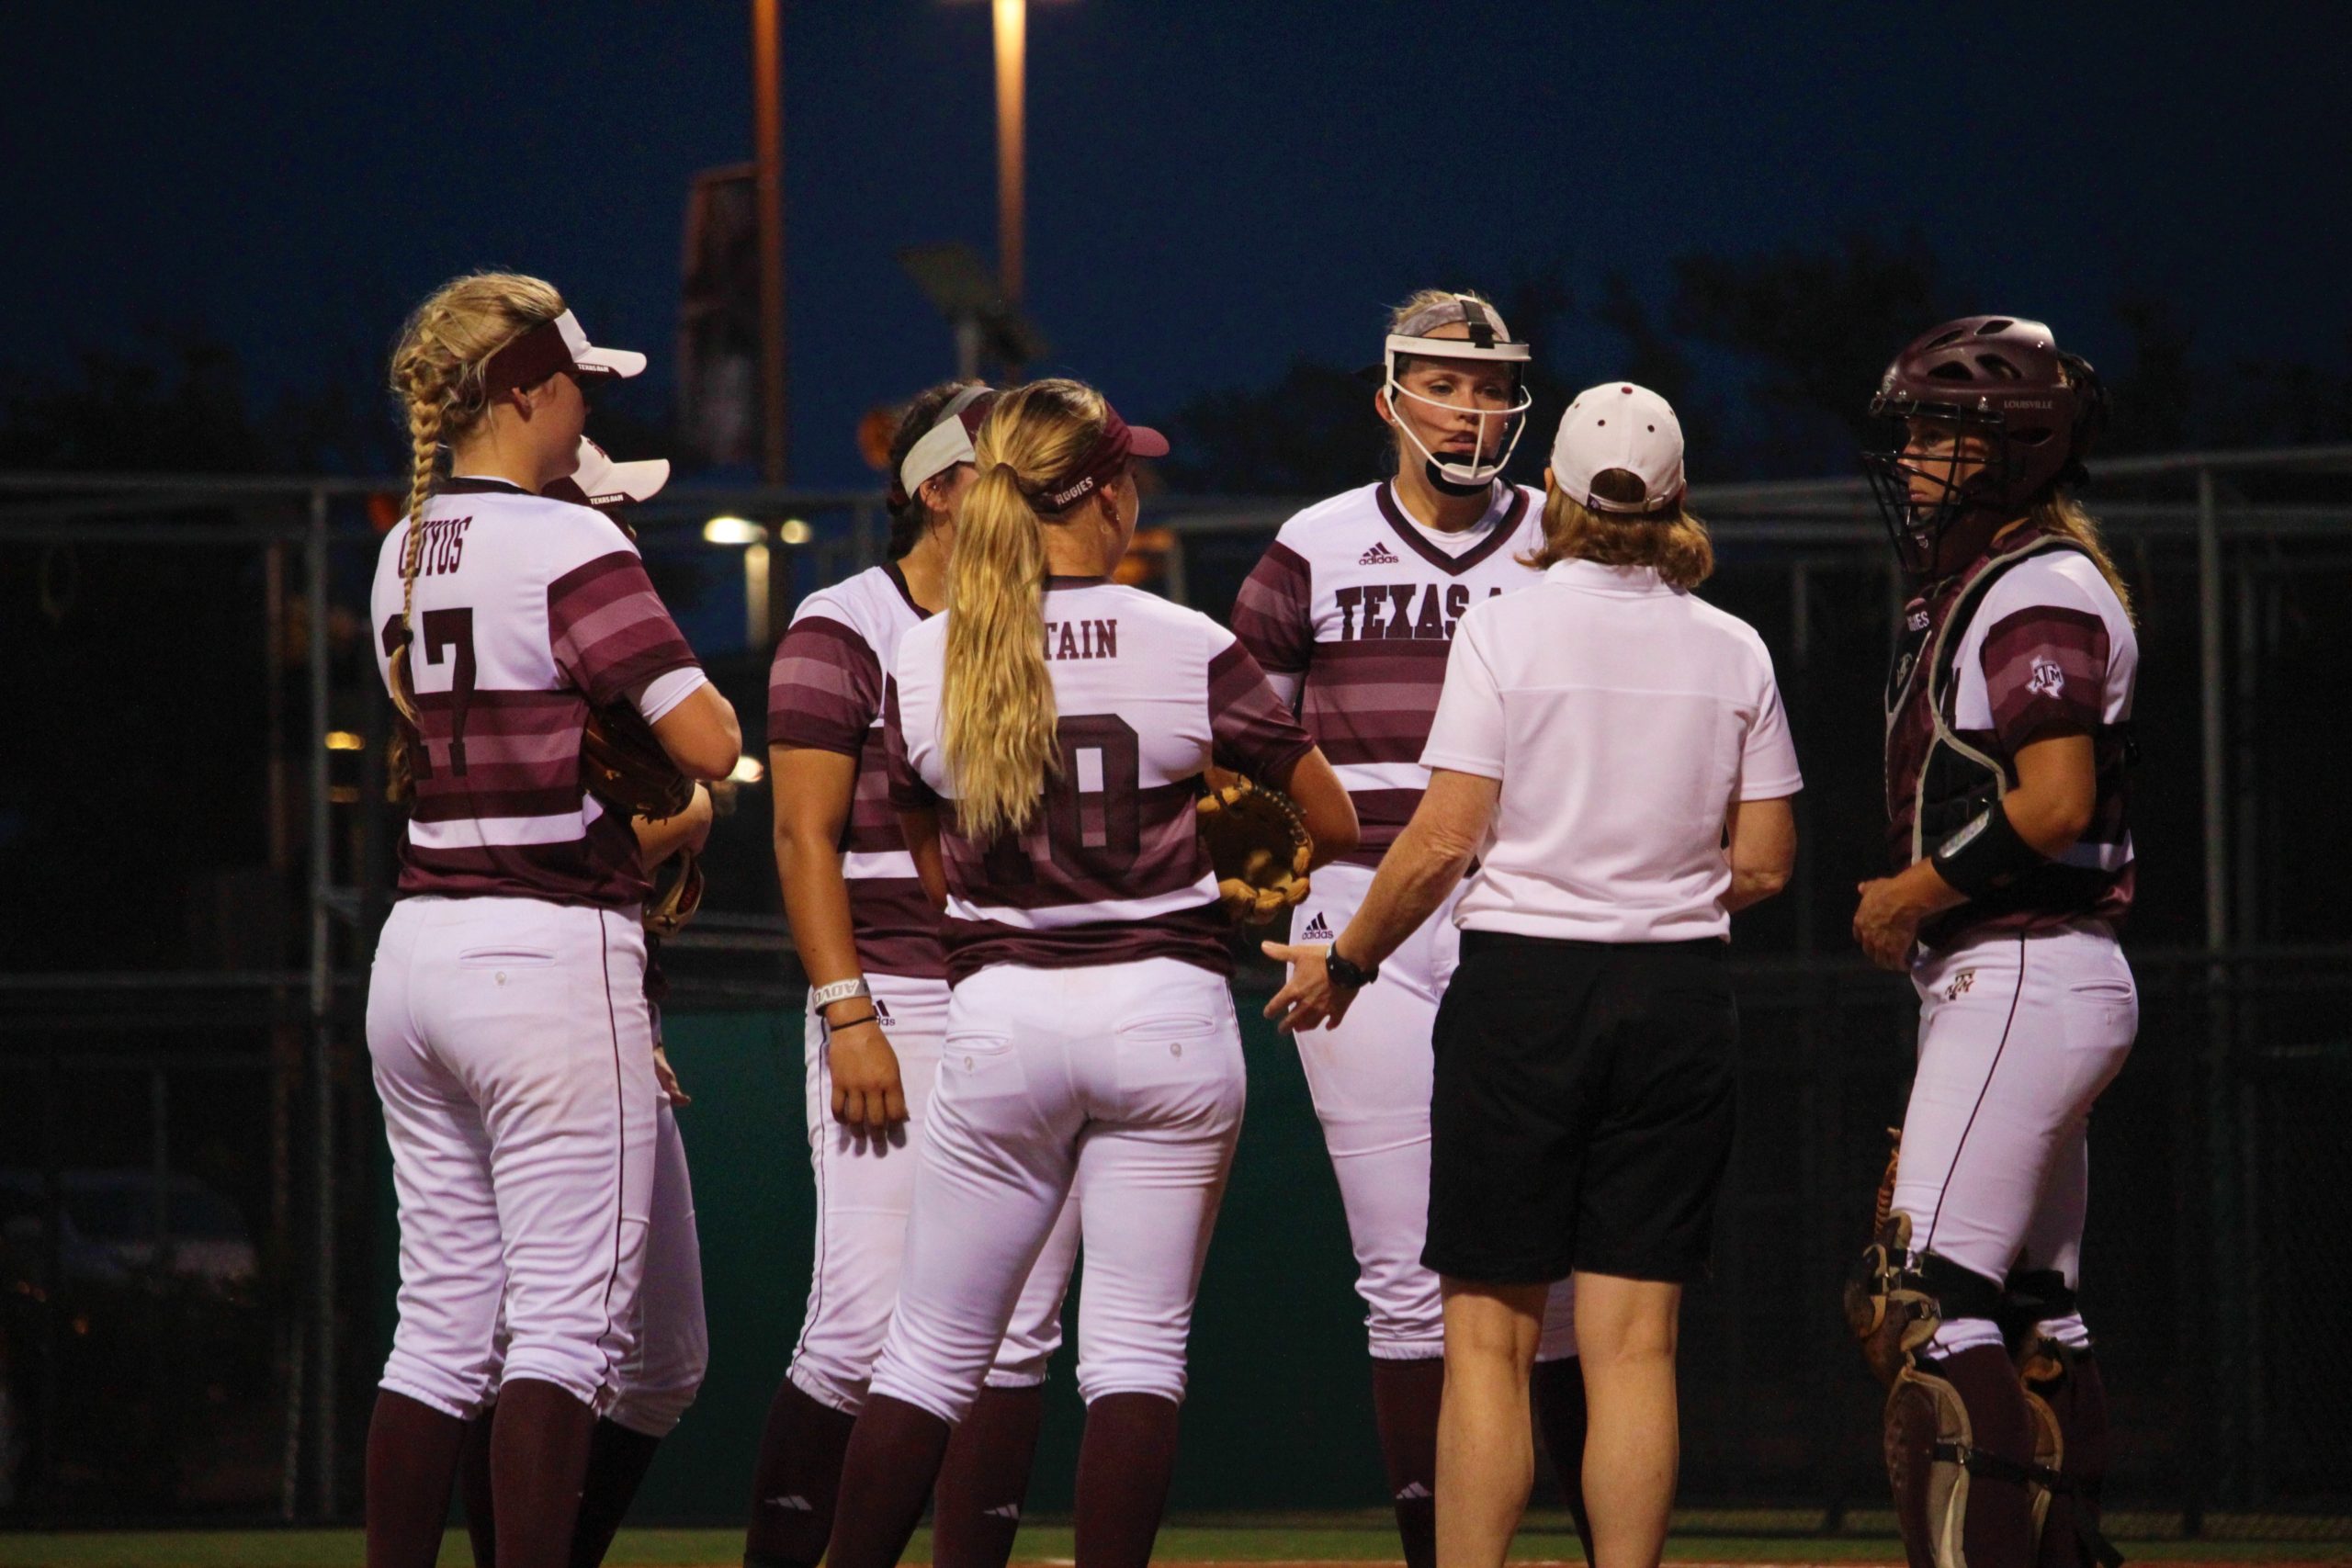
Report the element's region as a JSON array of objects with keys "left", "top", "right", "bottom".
[
  {"left": 635, "top": 785, "right": 713, "bottom": 869},
  {"left": 775, "top": 829, "right": 865, "bottom": 987}
]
